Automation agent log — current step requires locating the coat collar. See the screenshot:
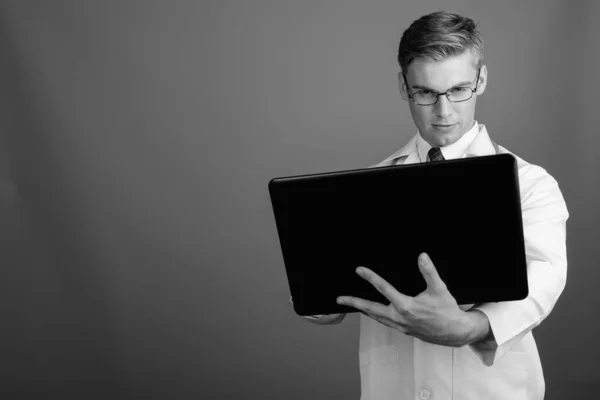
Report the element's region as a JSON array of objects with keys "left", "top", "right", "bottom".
[{"left": 463, "top": 124, "right": 497, "bottom": 157}]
